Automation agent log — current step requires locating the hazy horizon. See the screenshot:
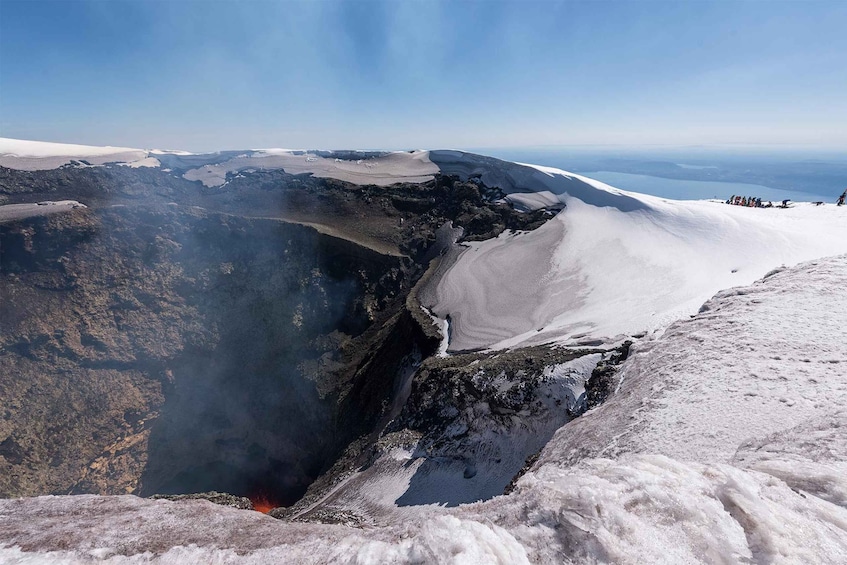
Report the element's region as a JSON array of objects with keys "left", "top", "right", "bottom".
[
  {"left": 4, "top": 136, "right": 847, "bottom": 159},
  {"left": 2, "top": 0, "right": 846, "bottom": 152}
]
